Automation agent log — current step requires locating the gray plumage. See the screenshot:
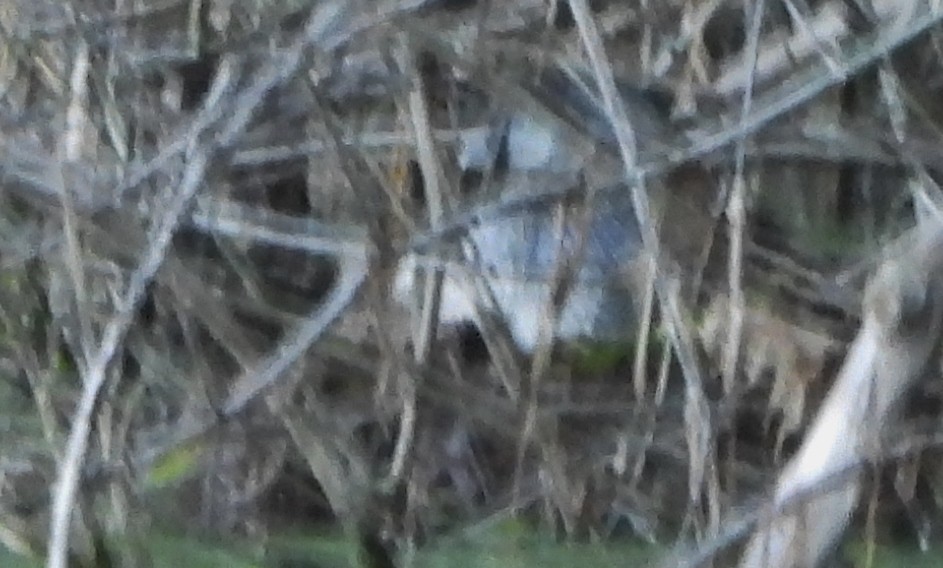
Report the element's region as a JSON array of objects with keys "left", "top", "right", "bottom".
[
  {"left": 395, "top": 64, "right": 670, "bottom": 352},
  {"left": 395, "top": 186, "right": 647, "bottom": 351}
]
